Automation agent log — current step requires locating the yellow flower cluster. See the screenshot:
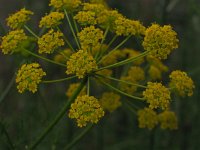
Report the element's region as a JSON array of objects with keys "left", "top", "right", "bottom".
[
  {"left": 137, "top": 107, "right": 158, "bottom": 130},
  {"left": 83, "top": 3, "right": 105, "bottom": 14},
  {"left": 16, "top": 63, "right": 46, "bottom": 93},
  {"left": 78, "top": 26, "right": 104, "bottom": 50},
  {"left": 38, "top": 29, "right": 64, "bottom": 54},
  {"left": 158, "top": 111, "right": 178, "bottom": 130},
  {"left": 49, "top": 0, "right": 81, "bottom": 11},
  {"left": 100, "top": 92, "right": 121, "bottom": 112},
  {"left": 66, "top": 83, "right": 86, "bottom": 97},
  {"left": 54, "top": 49, "right": 72, "bottom": 63},
  {"left": 143, "top": 82, "right": 171, "bottom": 110},
  {"left": 114, "top": 17, "right": 146, "bottom": 36},
  {"left": 39, "top": 12, "right": 64, "bottom": 28},
  {"left": 101, "top": 50, "right": 124, "bottom": 66},
  {"left": 6, "top": 8, "right": 33, "bottom": 29},
  {"left": 143, "top": 24, "right": 179, "bottom": 59},
  {"left": 68, "top": 95, "right": 105, "bottom": 127},
  {"left": 66, "top": 50, "right": 98, "bottom": 78},
  {"left": 169, "top": 70, "right": 195, "bottom": 97},
  {"left": 0, "top": 29, "right": 28, "bottom": 54},
  {"left": 74, "top": 11, "right": 96, "bottom": 25},
  {"left": 120, "top": 66, "right": 145, "bottom": 94}
]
